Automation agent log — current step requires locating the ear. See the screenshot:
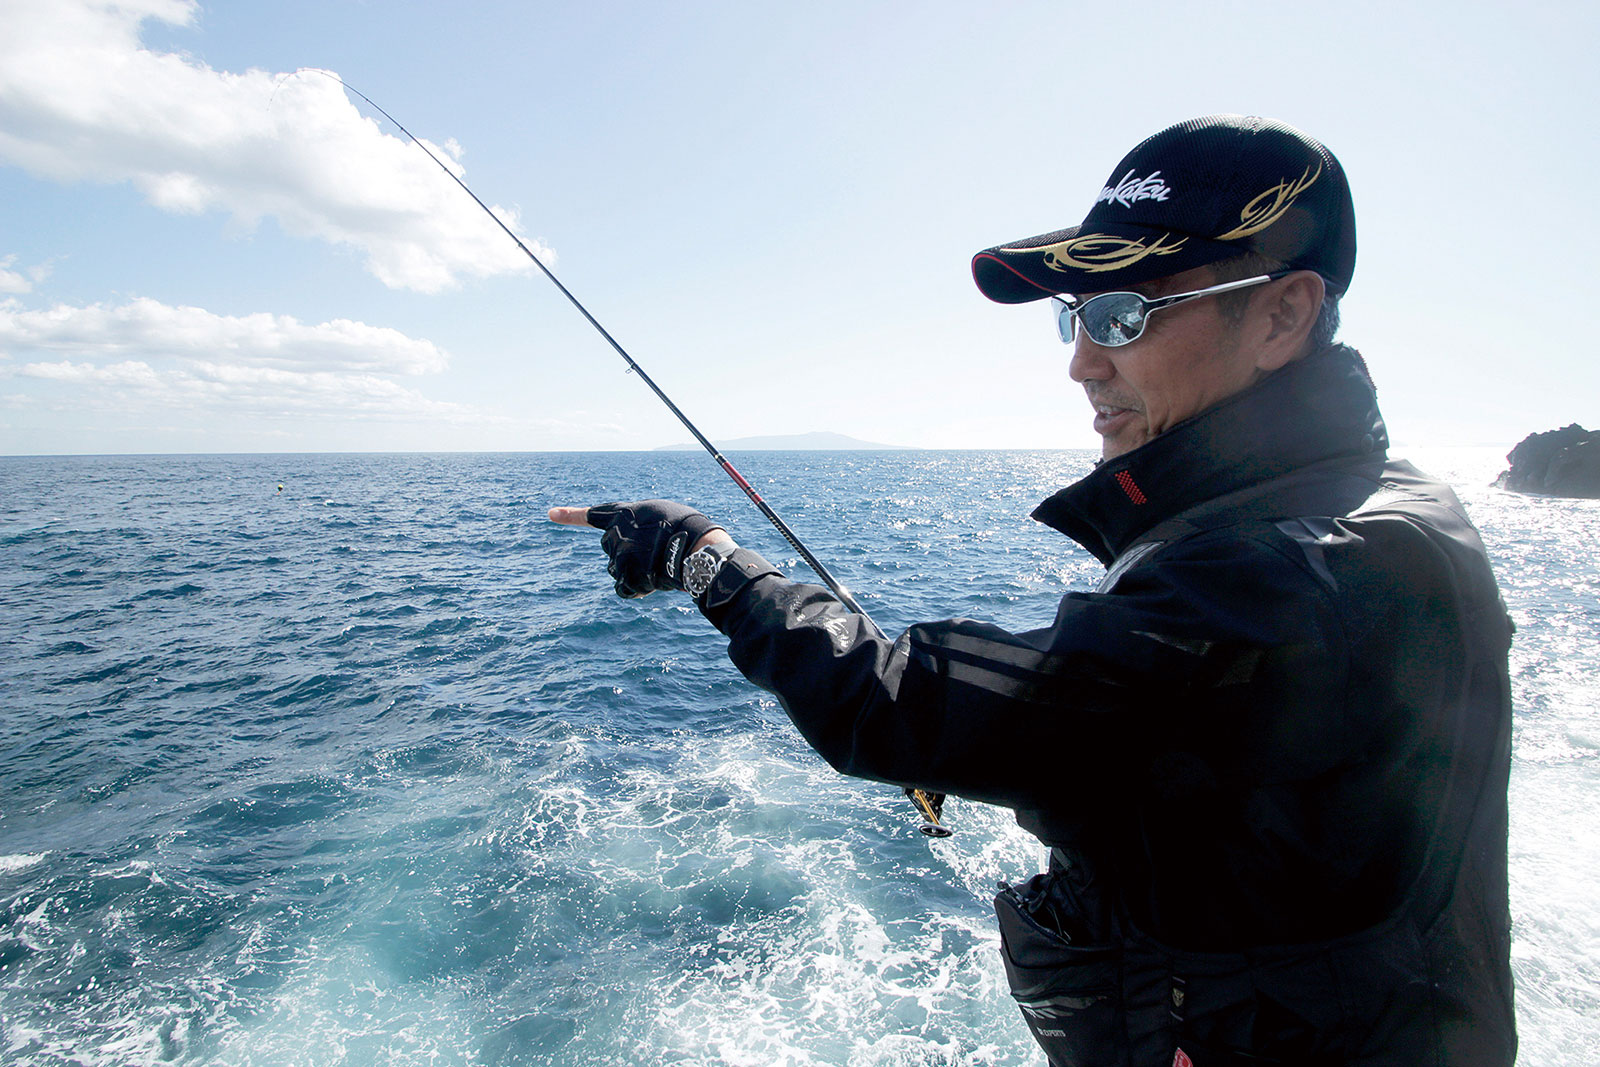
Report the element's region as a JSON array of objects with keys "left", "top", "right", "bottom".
[{"left": 1252, "top": 271, "right": 1325, "bottom": 373}]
